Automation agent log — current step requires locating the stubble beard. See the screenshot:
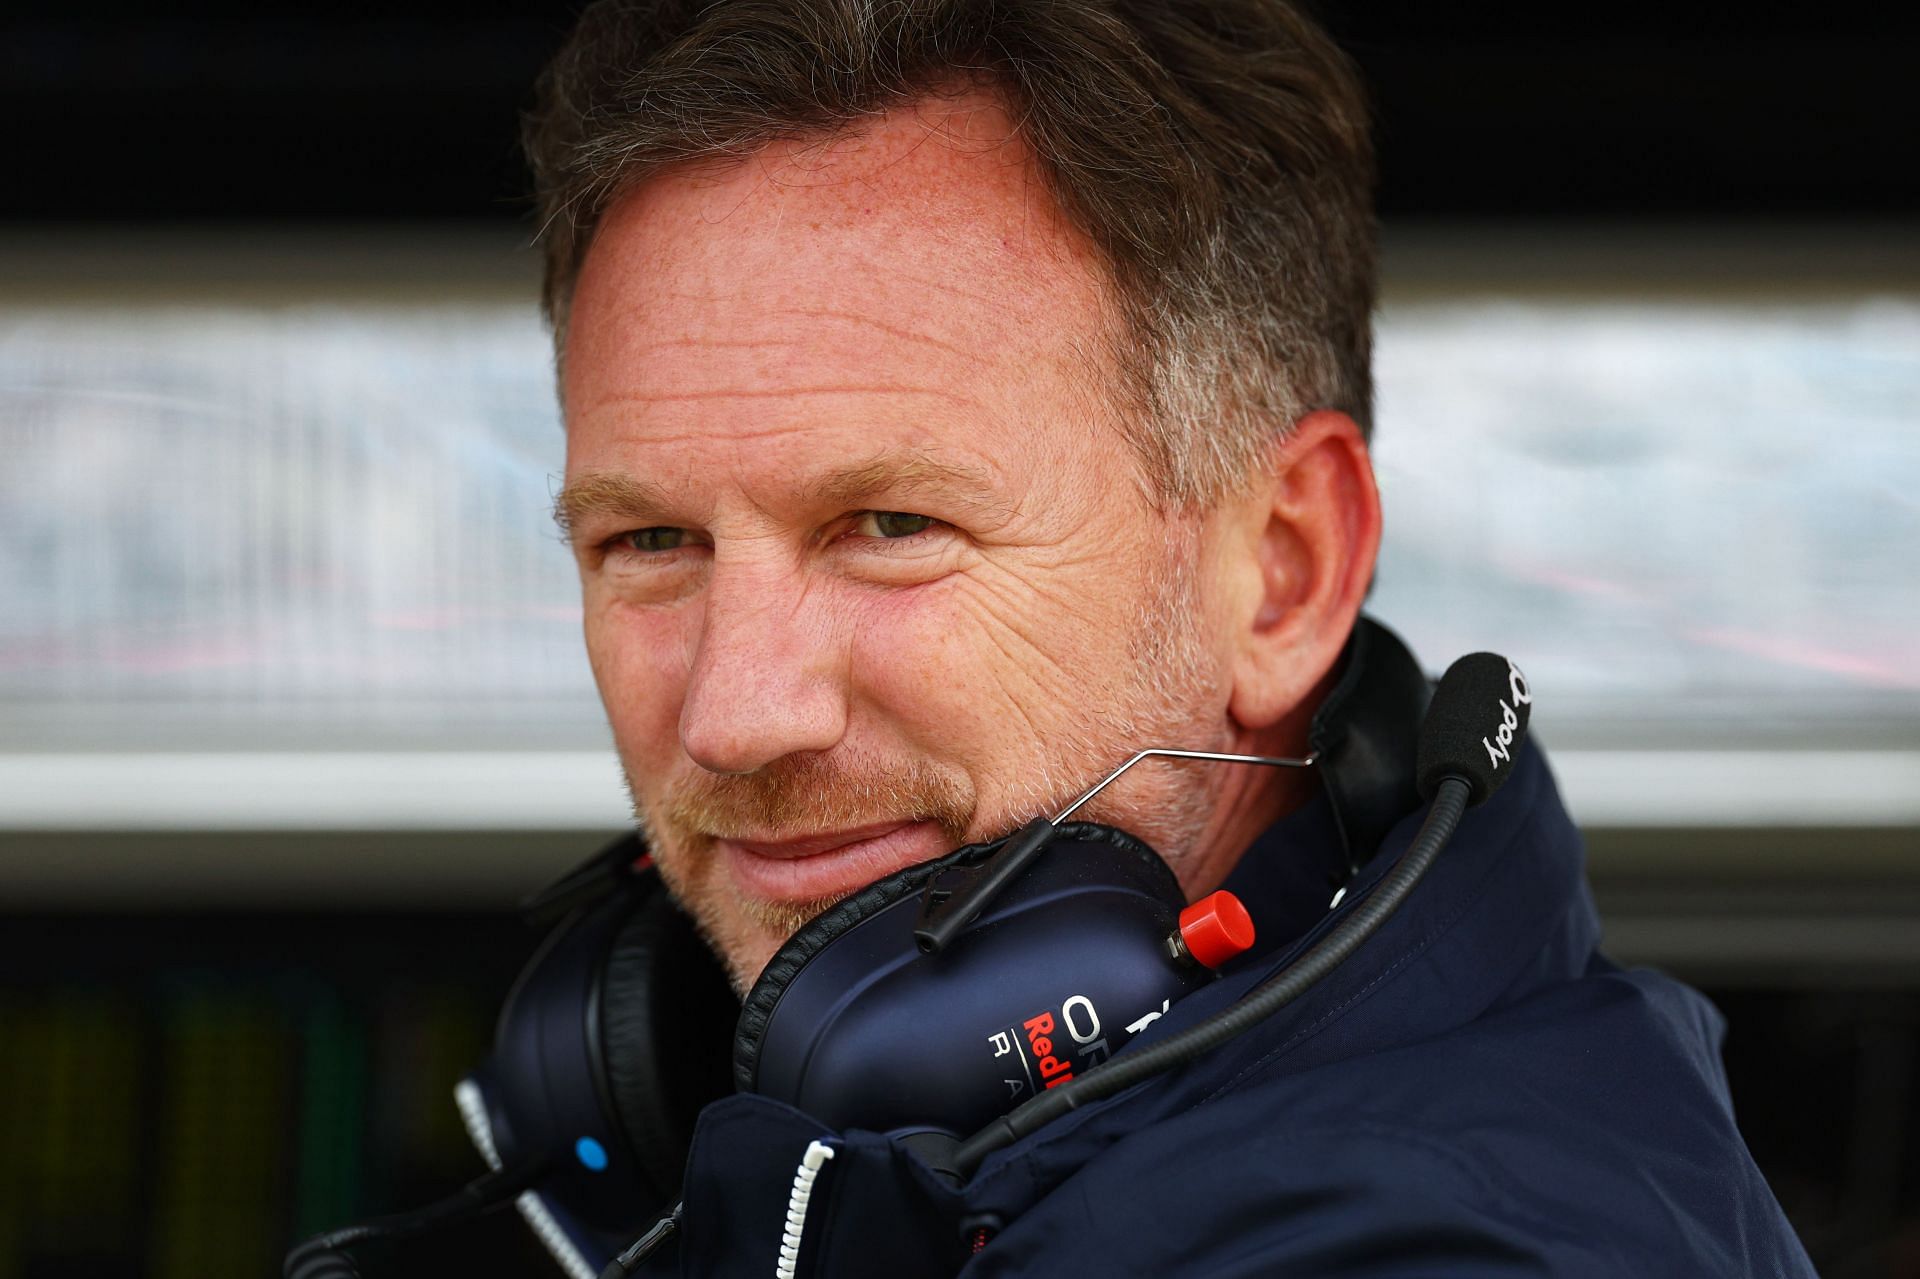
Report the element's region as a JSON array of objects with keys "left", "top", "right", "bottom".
[{"left": 622, "top": 543, "right": 1227, "bottom": 994}]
